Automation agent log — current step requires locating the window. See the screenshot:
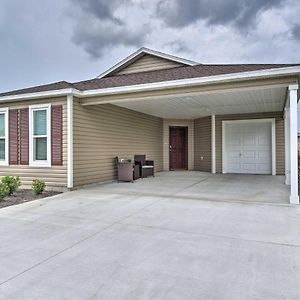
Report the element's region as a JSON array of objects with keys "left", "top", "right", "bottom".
[
  {"left": 29, "top": 105, "right": 51, "bottom": 166},
  {"left": 0, "top": 108, "right": 8, "bottom": 166}
]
